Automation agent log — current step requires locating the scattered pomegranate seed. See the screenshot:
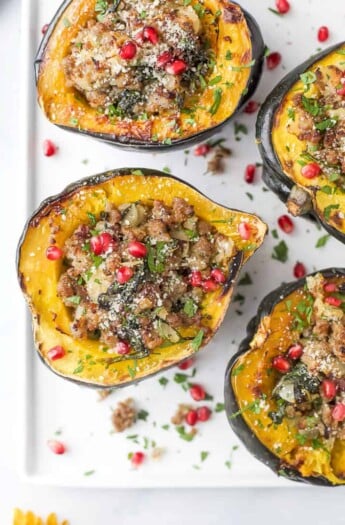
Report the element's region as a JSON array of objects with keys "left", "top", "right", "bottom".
[
  {"left": 321, "top": 379, "right": 337, "bottom": 400},
  {"left": 278, "top": 214, "right": 294, "bottom": 233},
  {"left": 189, "top": 270, "right": 203, "bottom": 287},
  {"left": 325, "top": 296, "right": 342, "bottom": 307},
  {"left": 165, "top": 60, "right": 187, "bottom": 75},
  {"left": 287, "top": 344, "right": 303, "bottom": 360},
  {"left": 244, "top": 100, "right": 259, "bottom": 114},
  {"left": 189, "top": 384, "right": 206, "bottom": 401},
  {"left": 185, "top": 409, "right": 198, "bottom": 426},
  {"left": 116, "top": 266, "right": 134, "bottom": 284},
  {"left": 46, "top": 245, "right": 63, "bottom": 261},
  {"left": 293, "top": 262, "right": 306, "bottom": 279},
  {"left": 275, "top": 0, "right": 290, "bottom": 14},
  {"left": 318, "top": 26, "right": 329, "bottom": 42},
  {"left": 90, "top": 232, "right": 115, "bottom": 255},
  {"left": 156, "top": 51, "right": 173, "bottom": 68},
  {"left": 194, "top": 143, "right": 211, "bottom": 156},
  {"left": 115, "top": 341, "right": 131, "bottom": 355},
  {"left": 131, "top": 451, "right": 145, "bottom": 467},
  {"left": 47, "top": 440, "right": 66, "bottom": 455},
  {"left": 143, "top": 26, "right": 159, "bottom": 44},
  {"left": 178, "top": 357, "right": 195, "bottom": 370},
  {"left": 47, "top": 346, "right": 66, "bottom": 361},
  {"left": 128, "top": 240, "right": 147, "bottom": 258},
  {"left": 244, "top": 164, "right": 256, "bottom": 183},
  {"left": 210, "top": 268, "right": 226, "bottom": 284},
  {"left": 301, "top": 162, "right": 321, "bottom": 179},
  {"left": 266, "top": 52, "right": 282, "bottom": 70},
  {"left": 119, "top": 41, "right": 137, "bottom": 60},
  {"left": 332, "top": 404, "right": 345, "bottom": 422},
  {"left": 336, "top": 85, "right": 345, "bottom": 97},
  {"left": 41, "top": 23, "right": 49, "bottom": 34},
  {"left": 202, "top": 279, "right": 219, "bottom": 292},
  {"left": 238, "top": 222, "right": 251, "bottom": 240},
  {"left": 43, "top": 139, "right": 57, "bottom": 157},
  {"left": 197, "top": 406, "right": 211, "bottom": 422},
  {"left": 324, "top": 282, "right": 338, "bottom": 293},
  {"left": 272, "top": 355, "right": 291, "bottom": 373}
]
